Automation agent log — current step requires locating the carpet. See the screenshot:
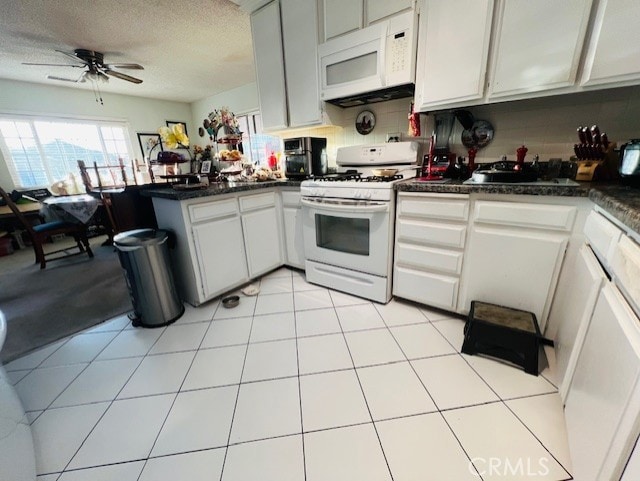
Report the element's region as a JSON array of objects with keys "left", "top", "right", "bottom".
[{"left": 0, "top": 243, "right": 132, "bottom": 363}]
